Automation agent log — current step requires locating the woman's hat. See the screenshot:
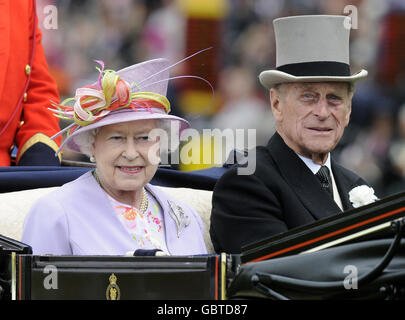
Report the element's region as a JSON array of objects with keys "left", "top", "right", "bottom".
[
  {"left": 259, "top": 15, "right": 368, "bottom": 90},
  {"left": 51, "top": 58, "right": 190, "bottom": 154}
]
